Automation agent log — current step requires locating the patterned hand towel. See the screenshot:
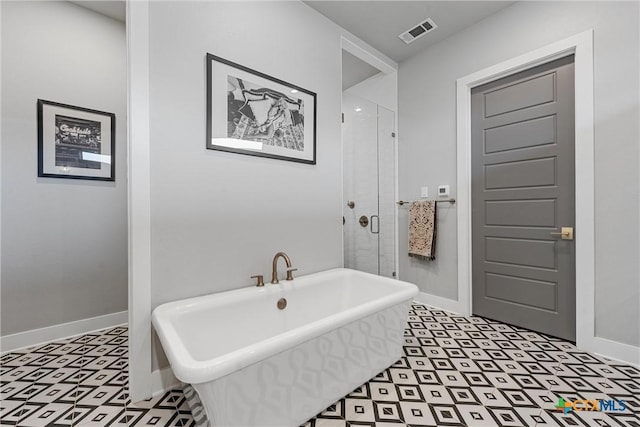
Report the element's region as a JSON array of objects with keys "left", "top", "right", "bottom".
[{"left": 408, "top": 200, "right": 437, "bottom": 260}]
